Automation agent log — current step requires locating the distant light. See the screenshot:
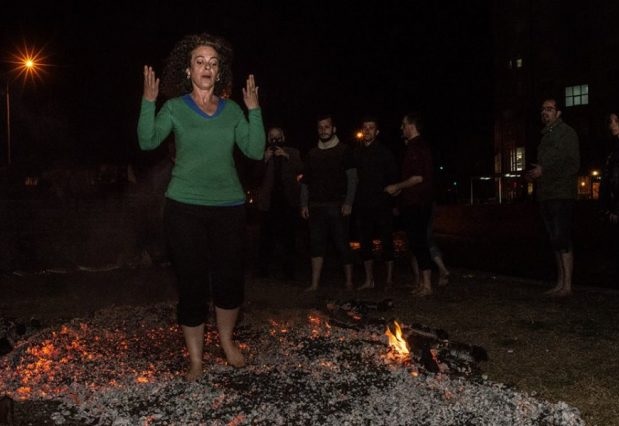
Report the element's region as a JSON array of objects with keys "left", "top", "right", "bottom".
[
  {"left": 355, "top": 131, "right": 363, "bottom": 140},
  {"left": 580, "top": 181, "right": 586, "bottom": 187},
  {"left": 439, "top": 166, "right": 444, "bottom": 171},
  {"left": 591, "top": 170, "right": 599, "bottom": 177},
  {"left": 8, "top": 43, "right": 50, "bottom": 83},
  {"left": 452, "top": 181, "right": 458, "bottom": 186}
]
